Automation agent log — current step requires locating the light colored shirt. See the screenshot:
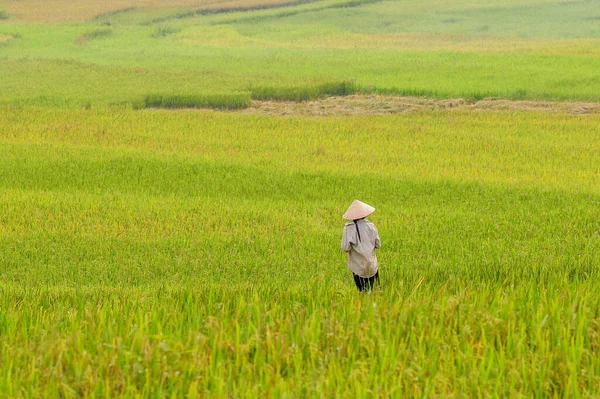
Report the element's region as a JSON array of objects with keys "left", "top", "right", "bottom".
[{"left": 341, "top": 218, "right": 381, "bottom": 278}]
